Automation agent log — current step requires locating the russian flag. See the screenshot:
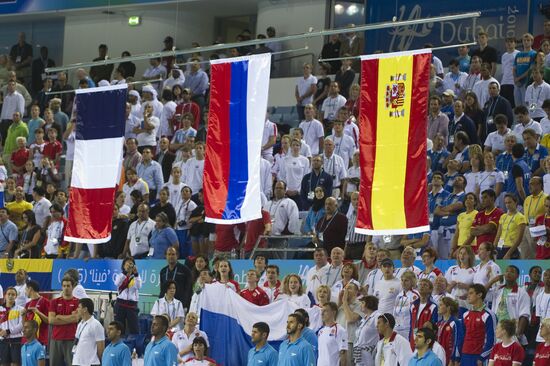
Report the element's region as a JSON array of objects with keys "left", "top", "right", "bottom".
[
  {"left": 65, "top": 84, "right": 127, "bottom": 243},
  {"left": 204, "top": 54, "right": 271, "bottom": 224},
  {"left": 200, "top": 283, "right": 296, "bottom": 366}
]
